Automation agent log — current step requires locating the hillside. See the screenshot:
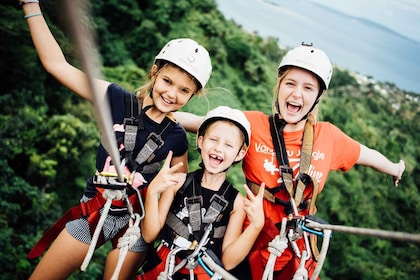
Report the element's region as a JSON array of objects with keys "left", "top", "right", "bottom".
[{"left": 0, "top": 1, "right": 419, "bottom": 279}]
